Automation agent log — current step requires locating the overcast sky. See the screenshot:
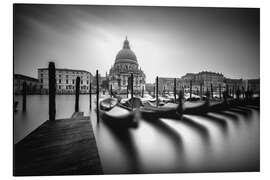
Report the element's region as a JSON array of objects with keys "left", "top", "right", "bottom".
[{"left": 14, "top": 4, "right": 259, "bottom": 83}]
